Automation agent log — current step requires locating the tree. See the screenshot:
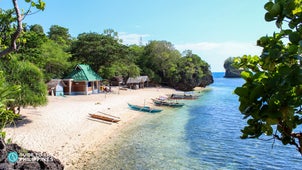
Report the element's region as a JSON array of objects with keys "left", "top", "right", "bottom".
[
  {"left": 0, "top": 0, "right": 45, "bottom": 57},
  {"left": 41, "top": 39, "right": 72, "bottom": 81},
  {"left": 234, "top": 0, "right": 302, "bottom": 154},
  {"left": 0, "top": 57, "right": 47, "bottom": 113},
  {"left": 172, "top": 50, "right": 212, "bottom": 91},
  {"left": 47, "top": 25, "right": 72, "bottom": 47},
  {"left": 141, "top": 40, "right": 181, "bottom": 84},
  {"left": 30, "top": 24, "right": 45, "bottom": 35},
  {"left": 0, "top": 71, "right": 20, "bottom": 138},
  {"left": 70, "top": 30, "right": 140, "bottom": 79}
]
